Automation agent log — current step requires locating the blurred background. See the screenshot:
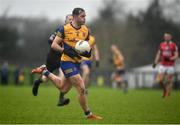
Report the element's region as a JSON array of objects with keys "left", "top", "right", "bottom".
[{"left": 0, "top": 0, "right": 180, "bottom": 89}]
